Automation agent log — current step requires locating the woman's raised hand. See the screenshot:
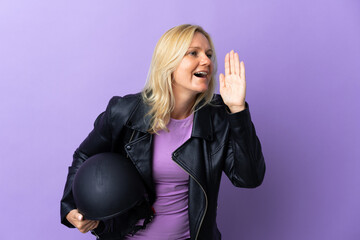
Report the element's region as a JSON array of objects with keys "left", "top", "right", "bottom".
[
  {"left": 219, "top": 50, "right": 246, "bottom": 113},
  {"left": 66, "top": 209, "right": 99, "bottom": 233}
]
